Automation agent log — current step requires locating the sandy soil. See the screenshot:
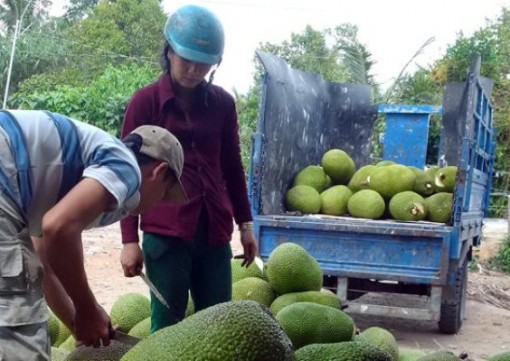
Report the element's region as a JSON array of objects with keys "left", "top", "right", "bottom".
[{"left": 82, "top": 221, "right": 510, "bottom": 361}]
